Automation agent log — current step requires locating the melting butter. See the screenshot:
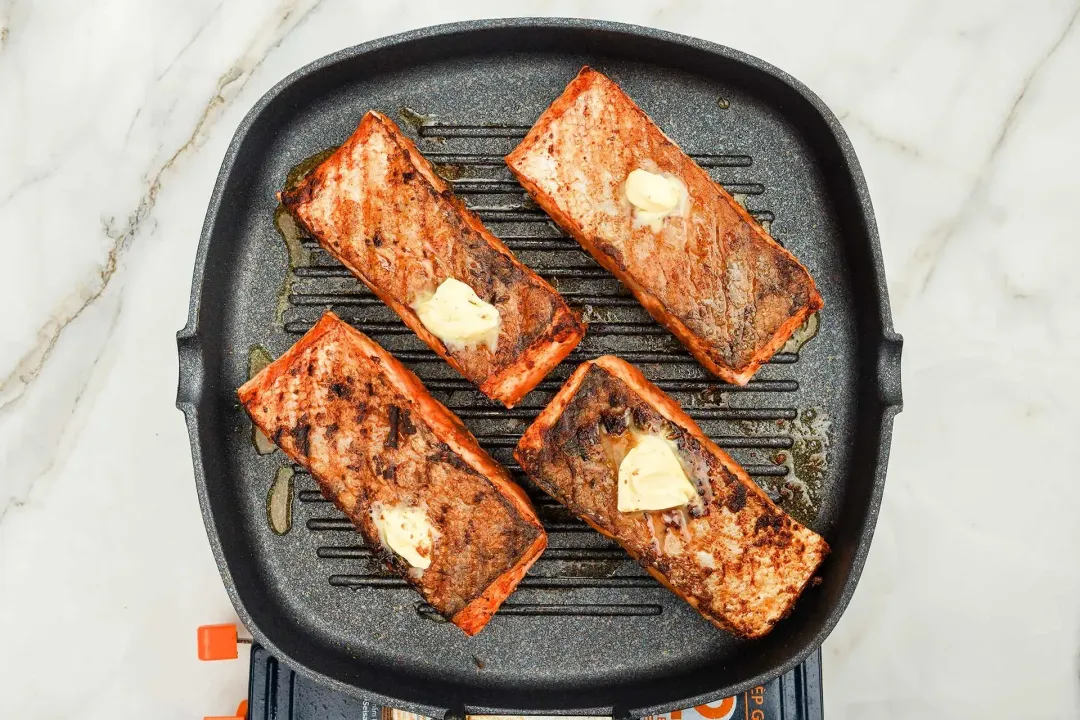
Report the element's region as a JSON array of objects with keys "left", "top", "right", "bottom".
[
  {"left": 267, "top": 466, "right": 294, "bottom": 535},
  {"left": 414, "top": 278, "right": 500, "bottom": 351},
  {"left": 617, "top": 435, "right": 698, "bottom": 512},
  {"left": 624, "top": 168, "right": 687, "bottom": 231},
  {"left": 371, "top": 503, "right": 437, "bottom": 569},
  {"left": 782, "top": 312, "right": 820, "bottom": 354}
]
